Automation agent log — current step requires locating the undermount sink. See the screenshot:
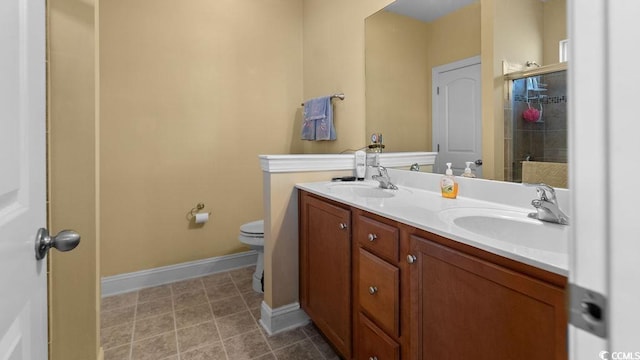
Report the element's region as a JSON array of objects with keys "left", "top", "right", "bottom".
[
  {"left": 438, "top": 207, "right": 568, "bottom": 253},
  {"left": 327, "top": 182, "right": 407, "bottom": 198}
]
